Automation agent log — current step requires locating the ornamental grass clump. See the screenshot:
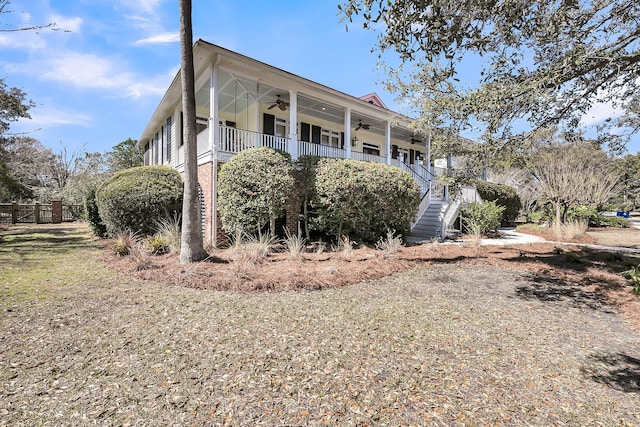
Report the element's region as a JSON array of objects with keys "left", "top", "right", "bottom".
[
  {"left": 553, "top": 220, "right": 588, "bottom": 241},
  {"left": 283, "top": 227, "right": 306, "bottom": 260},
  {"left": 110, "top": 230, "right": 140, "bottom": 256},
  {"left": 375, "top": 229, "right": 403, "bottom": 258}
]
